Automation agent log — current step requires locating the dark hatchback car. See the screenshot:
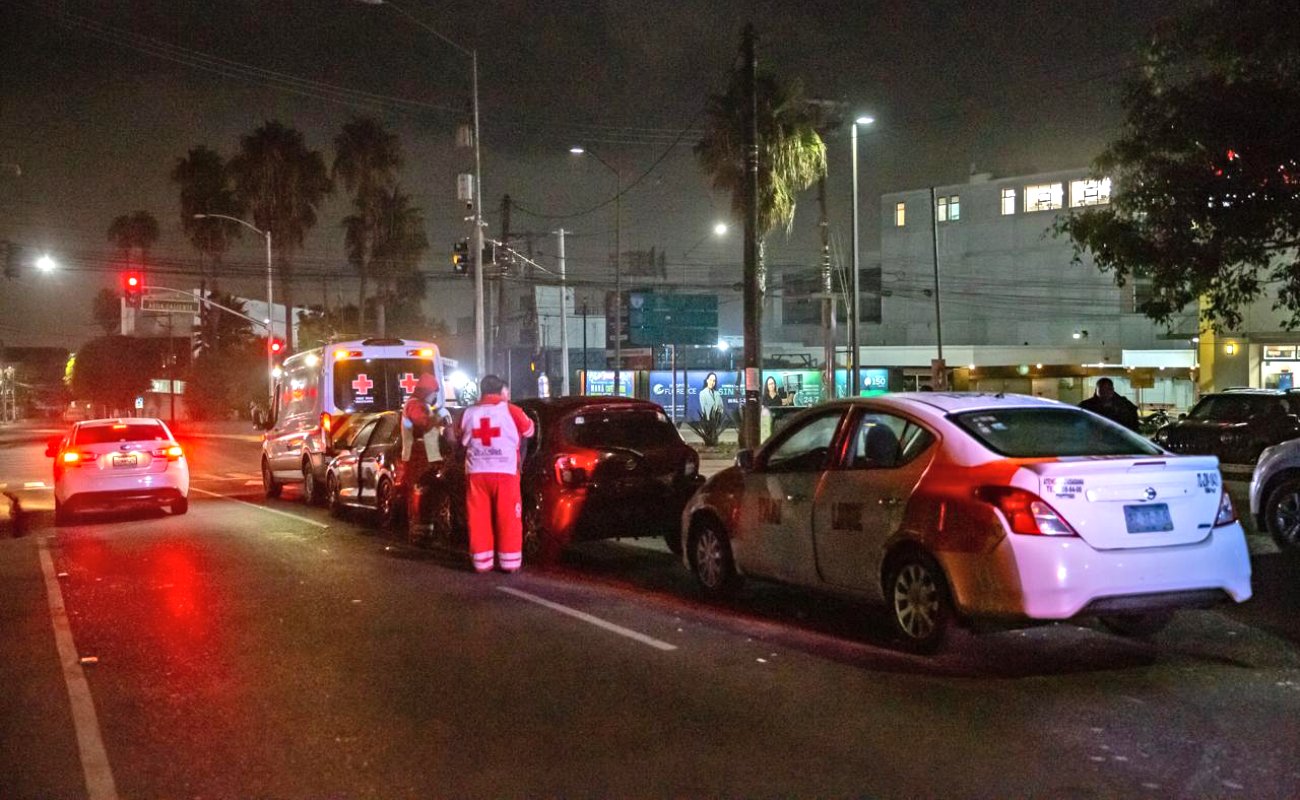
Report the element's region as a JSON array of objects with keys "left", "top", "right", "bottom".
[
  {"left": 1153, "top": 390, "right": 1300, "bottom": 465},
  {"left": 414, "top": 396, "right": 703, "bottom": 561},
  {"left": 324, "top": 411, "right": 404, "bottom": 526}
]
